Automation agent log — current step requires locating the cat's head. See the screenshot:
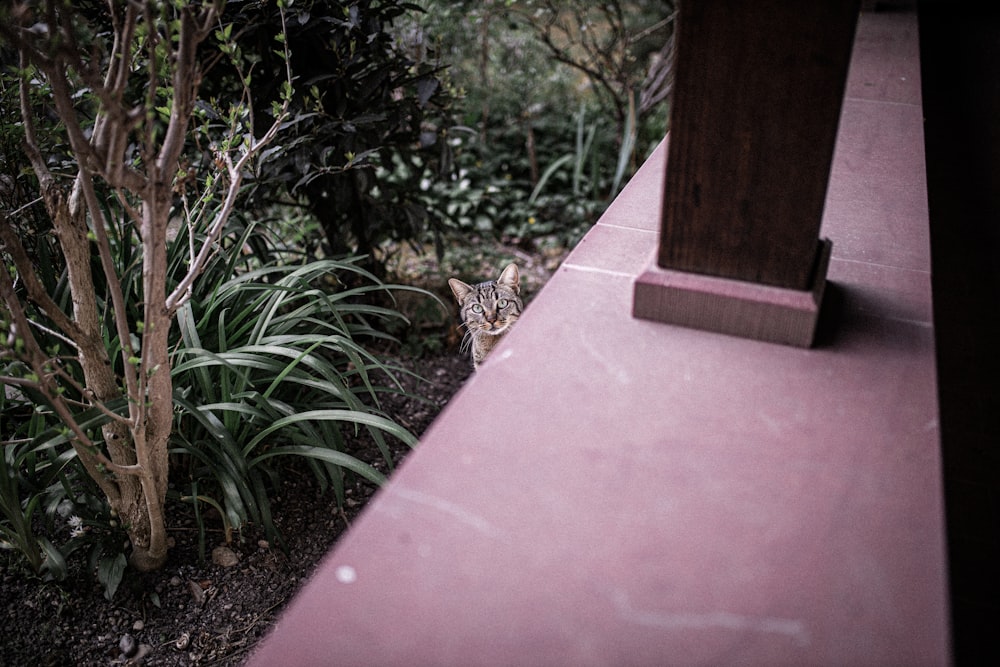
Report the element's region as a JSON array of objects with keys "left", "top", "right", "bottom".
[{"left": 448, "top": 263, "right": 522, "bottom": 336}]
